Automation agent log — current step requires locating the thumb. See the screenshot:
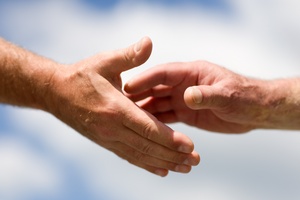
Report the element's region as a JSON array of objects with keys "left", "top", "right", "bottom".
[
  {"left": 101, "top": 36, "right": 152, "bottom": 75},
  {"left": 184, "top": 86, "right": 227, "bottom": 110}
]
